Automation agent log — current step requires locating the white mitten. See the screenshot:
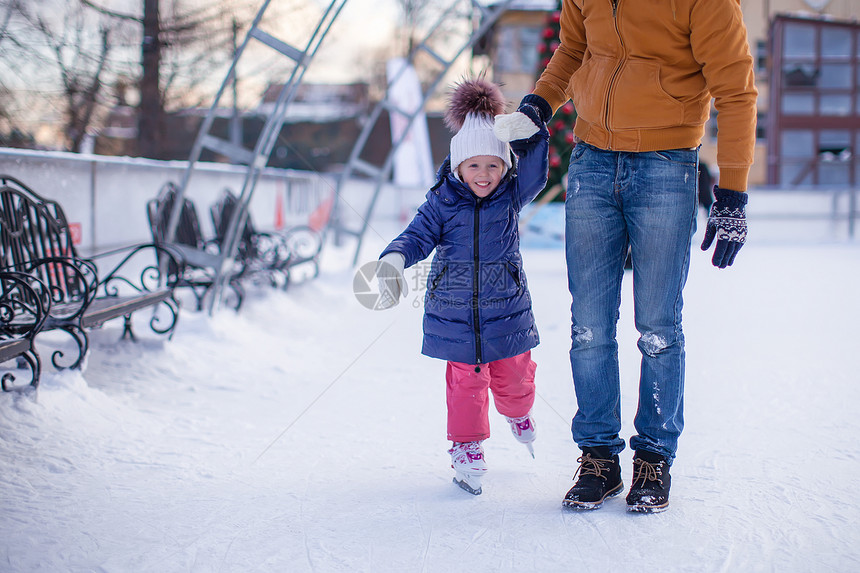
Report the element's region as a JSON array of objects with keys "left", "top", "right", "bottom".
[
  {"left": 376, "top": 252, "right": 407, "bottom": 309},
  {"left": 493, "top": 112, "right": 540, "bottom": 143}
]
